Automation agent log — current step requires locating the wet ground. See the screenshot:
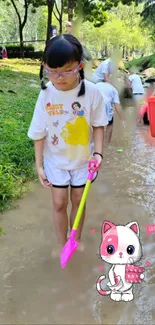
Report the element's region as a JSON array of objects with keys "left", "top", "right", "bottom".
[{"left": 0, "top": 102, "right": 155, "bottom": 324}]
